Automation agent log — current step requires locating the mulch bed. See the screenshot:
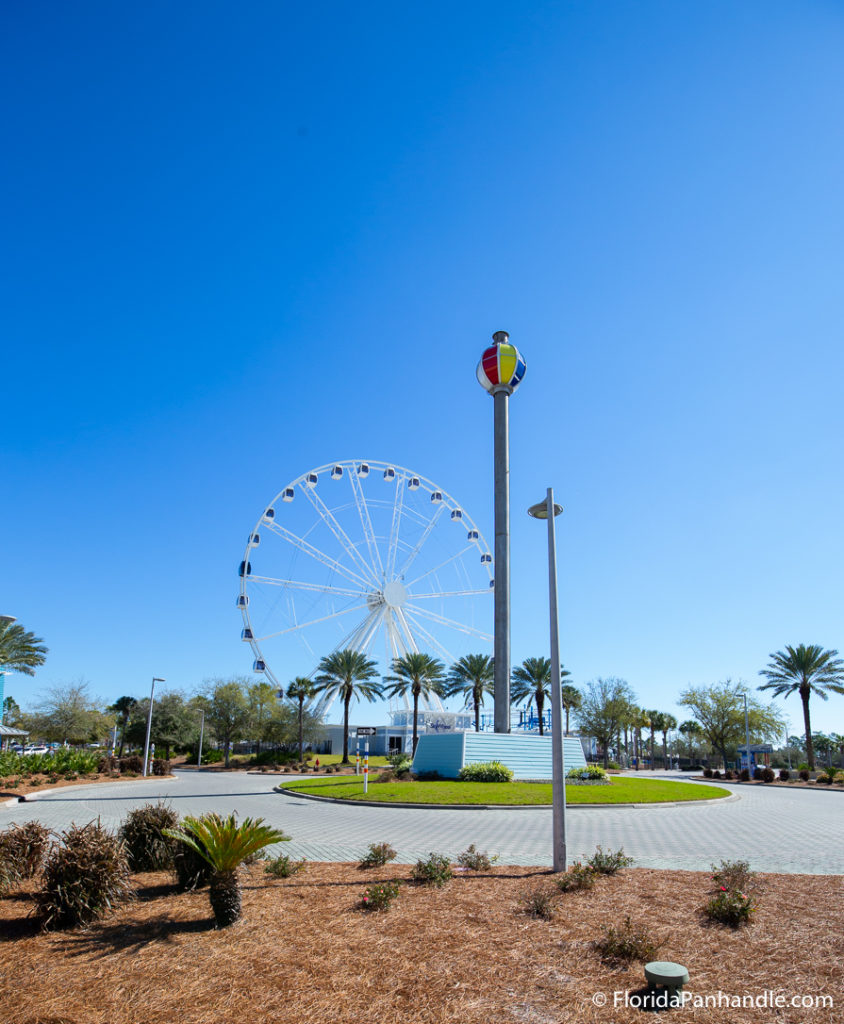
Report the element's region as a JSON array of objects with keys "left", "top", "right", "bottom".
[
  {"left": 0, "top": 775, "right": 176, "bottom": 800},
  {"left": 1, "top": 864, "right": 841, "bottom": 1024}
]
